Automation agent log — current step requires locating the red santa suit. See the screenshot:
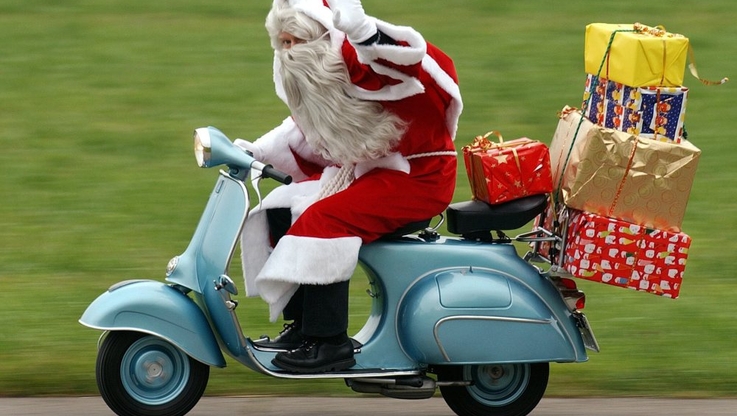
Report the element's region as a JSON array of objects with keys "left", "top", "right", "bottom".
[{"left": 239, "top": 0, "right": 463, "bottom": 322}]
